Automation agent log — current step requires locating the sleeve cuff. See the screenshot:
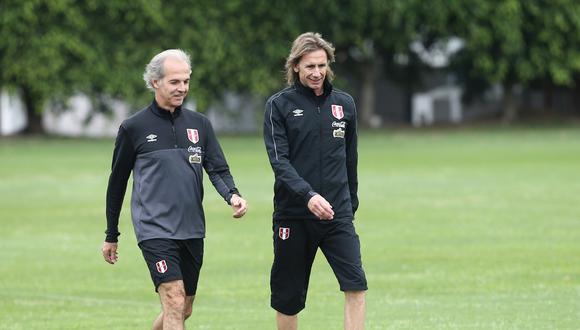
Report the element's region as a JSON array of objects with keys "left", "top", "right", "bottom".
[
  {"left": 303, "top": 190, "right": 318, "bottom": 204},
  {"left": 226, "top": 188, "right": 241, "bottom": 205},
  {"left": 105, "top": 231, "right": 120, "bottom": 243}
]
